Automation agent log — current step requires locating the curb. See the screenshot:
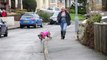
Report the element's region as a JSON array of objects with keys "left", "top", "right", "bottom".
[
  {"left": 8, "top": 27, "right": 20, "bottom": 30},
  {"left": 43, "top": 40, "right": 51, "bottom": 60}
]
